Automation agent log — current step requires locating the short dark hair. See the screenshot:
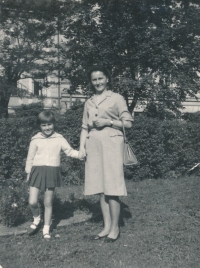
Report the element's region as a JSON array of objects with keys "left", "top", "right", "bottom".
[
  {"left": 87, "top": 65, "right": 112, "bottom": 93},
  {"left": 37, "top": 110, "right": 56, "bottom": 125}
]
